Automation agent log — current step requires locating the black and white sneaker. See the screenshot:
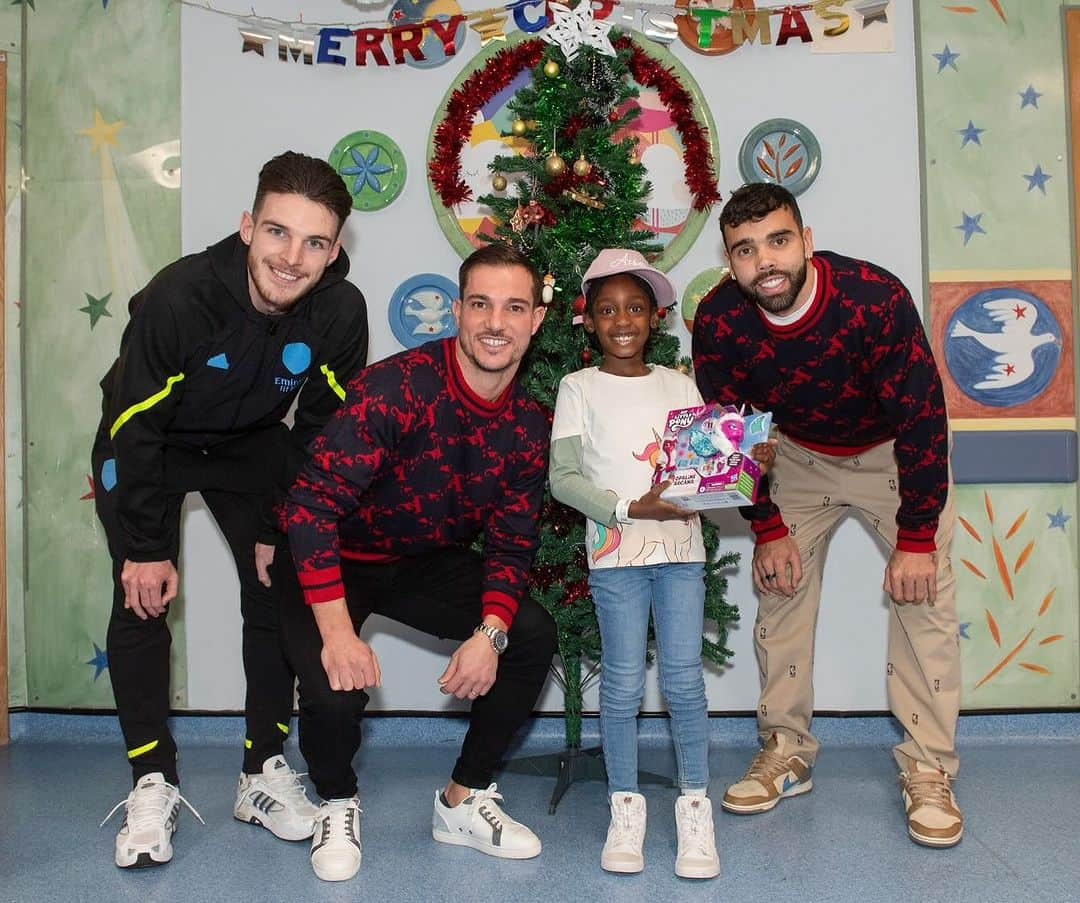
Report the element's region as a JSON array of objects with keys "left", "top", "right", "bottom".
[
  {"left": 432, "top": 783, "right": 541, "bottom": 859},
  {"left": 234, "top": 754, "right": 318, "bottom": 841},
  {"left": 310, "top": 798, "right": 363, "bottom": 882},
  {"left": 101, "top": 772, "right": 204, "bottom": 869}
]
